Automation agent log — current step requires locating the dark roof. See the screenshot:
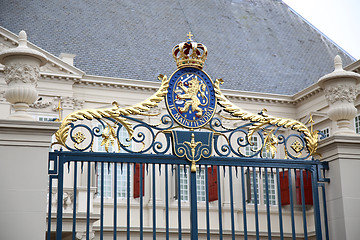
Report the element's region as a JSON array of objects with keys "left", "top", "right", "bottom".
[{"left": 0, "top": 0, "right": 354, "bottom": 95}]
